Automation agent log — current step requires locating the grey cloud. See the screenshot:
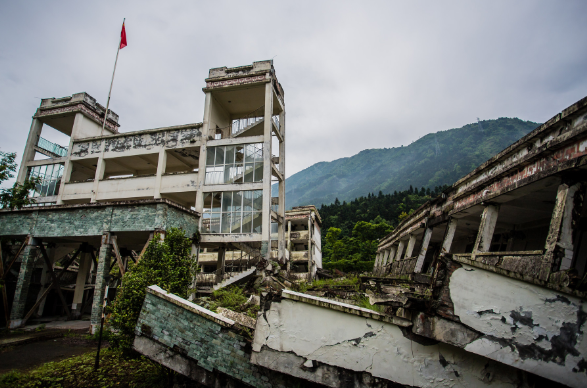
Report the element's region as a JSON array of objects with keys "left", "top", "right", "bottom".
[{"left": 1, "top": 0, "right": 586, "bottom": 189}]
